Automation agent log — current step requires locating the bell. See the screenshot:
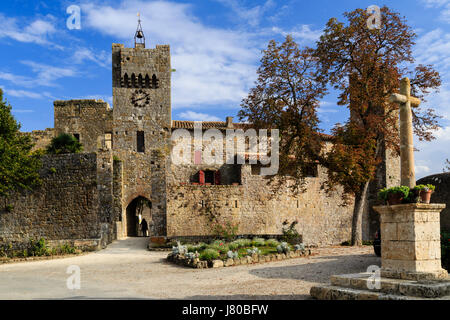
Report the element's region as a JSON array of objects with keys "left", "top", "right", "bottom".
[{"left": 136, "top": 31, "right": 144, "bottom": 39}]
